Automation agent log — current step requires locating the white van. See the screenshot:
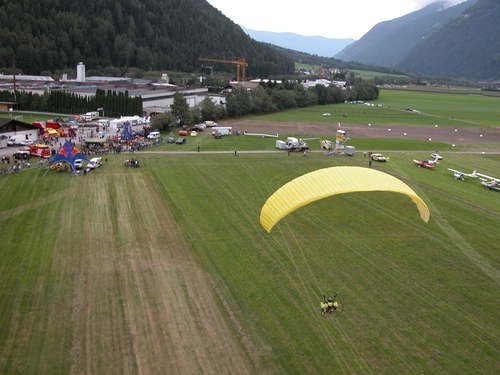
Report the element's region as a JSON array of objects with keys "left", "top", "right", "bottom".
[
  {"left": 82, "top": 111, "right": 99, "bottom": 121},
  {"left": 7, "top": 134, "right": 33, "bottom": 146},
  {"left": 211, "top": 127, "right": 232, "bottom": 136},
  {"left": 147, "top": 131, "right": 161, "bottom": 139}
]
